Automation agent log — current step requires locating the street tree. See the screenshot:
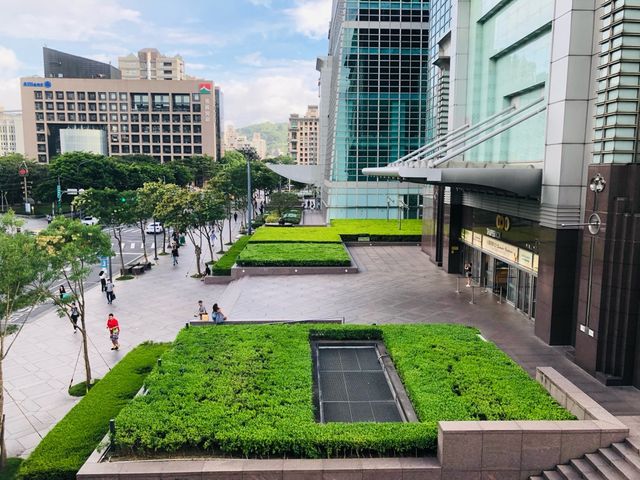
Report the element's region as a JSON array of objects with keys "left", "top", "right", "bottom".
[
  {"left": 269, "top": 192, "right": 300, "bottom": 216},
  {"left": 74, "top": 188, "right": 137, "bottom": 275},
  {"left": 0, "top": 211, "right": 47, "bottom": 467},
  {"left": 35, "top": 217, "right": 112, "bottom": 399},
  {"left": 138, "top": 182, "right": 172, "bottom": 254}
]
